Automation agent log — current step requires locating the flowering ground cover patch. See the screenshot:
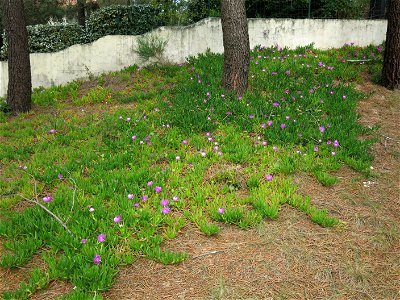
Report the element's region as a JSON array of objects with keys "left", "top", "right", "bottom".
[{"left": 0, "top": 44, "right": 387, "bottom": 298}]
